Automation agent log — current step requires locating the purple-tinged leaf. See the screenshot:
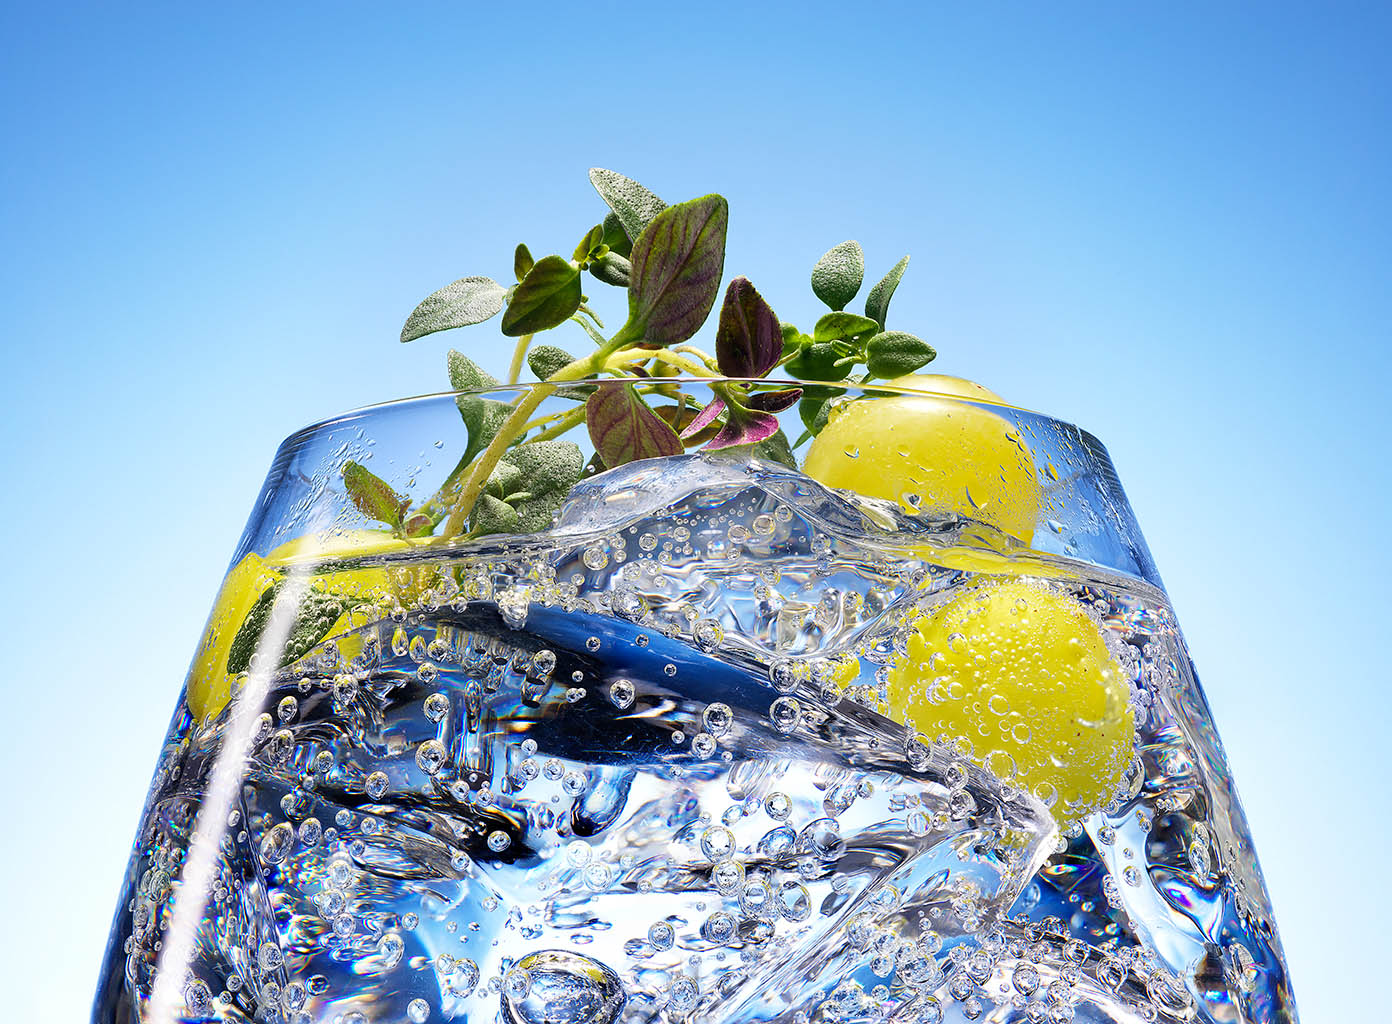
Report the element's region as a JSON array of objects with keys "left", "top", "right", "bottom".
[
  {"left": 628, "top": 195, "right": 728, "bottom": 346},
  {"left": 704, "top": 408, "right": 782, "bottom": 450},
  {"left": 746, "top": 387, "right": 802, "bottom": 413},
  {"left": 586, "top": 383, "right": 685, "bottom": 468},
  {"left": 715, "top": 276, "right": 782, "bottom": 377},
  {"left": 680, "top": 397, "right": 726, "bottom": 439},
  {"left": 342, "top": 461, "right": 407, "bottom": 528}
]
